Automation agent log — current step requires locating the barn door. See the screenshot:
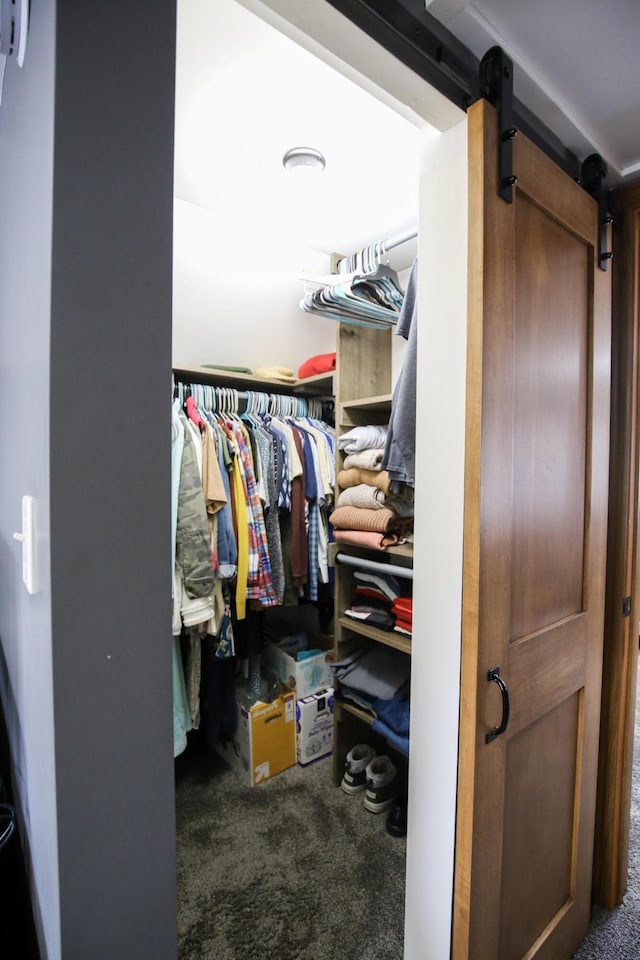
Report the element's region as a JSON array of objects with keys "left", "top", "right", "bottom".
[{"left": 453, "top": 98, "right": 611, "bottom": 960}]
